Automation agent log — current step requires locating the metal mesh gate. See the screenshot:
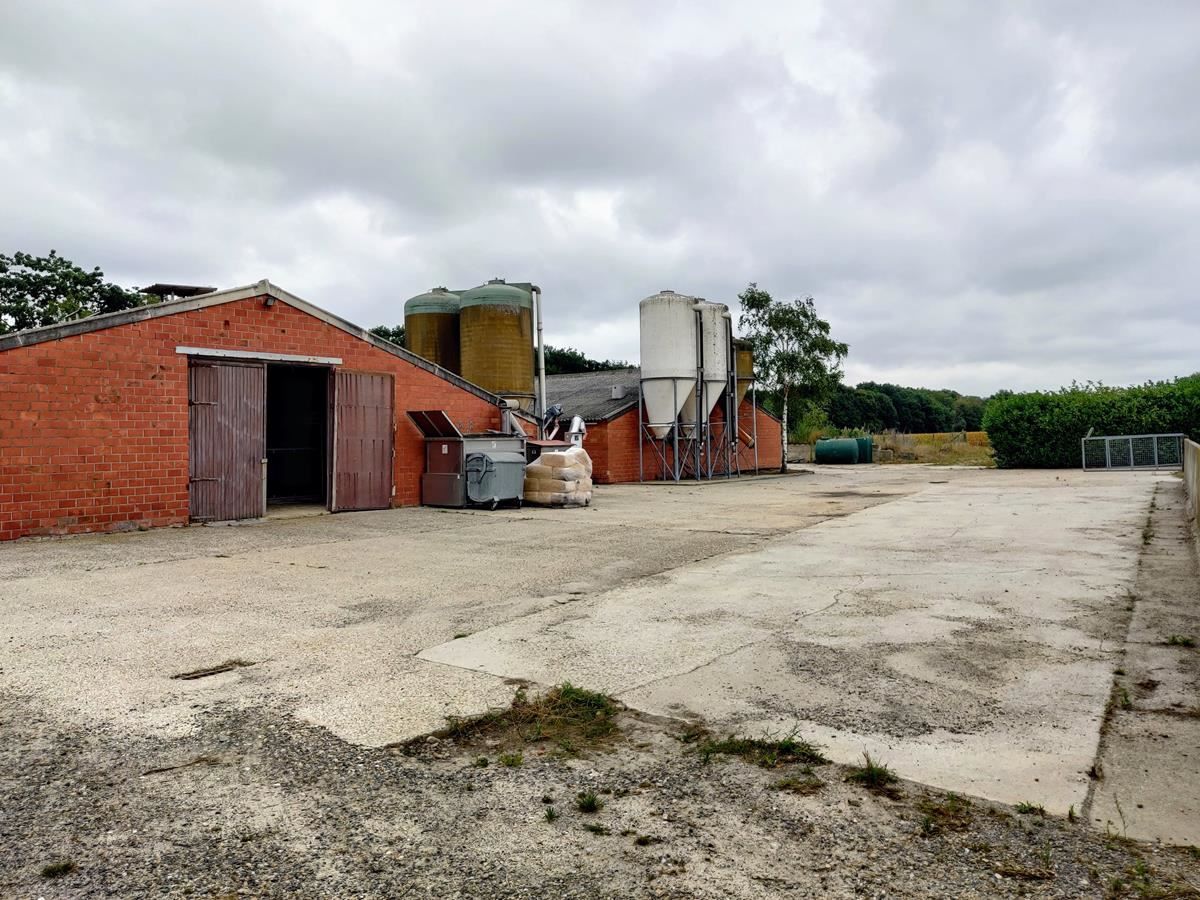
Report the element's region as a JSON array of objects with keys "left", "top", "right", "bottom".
[{"left": 1081, "top": 433, "right": 1184, "bottom": 470}]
